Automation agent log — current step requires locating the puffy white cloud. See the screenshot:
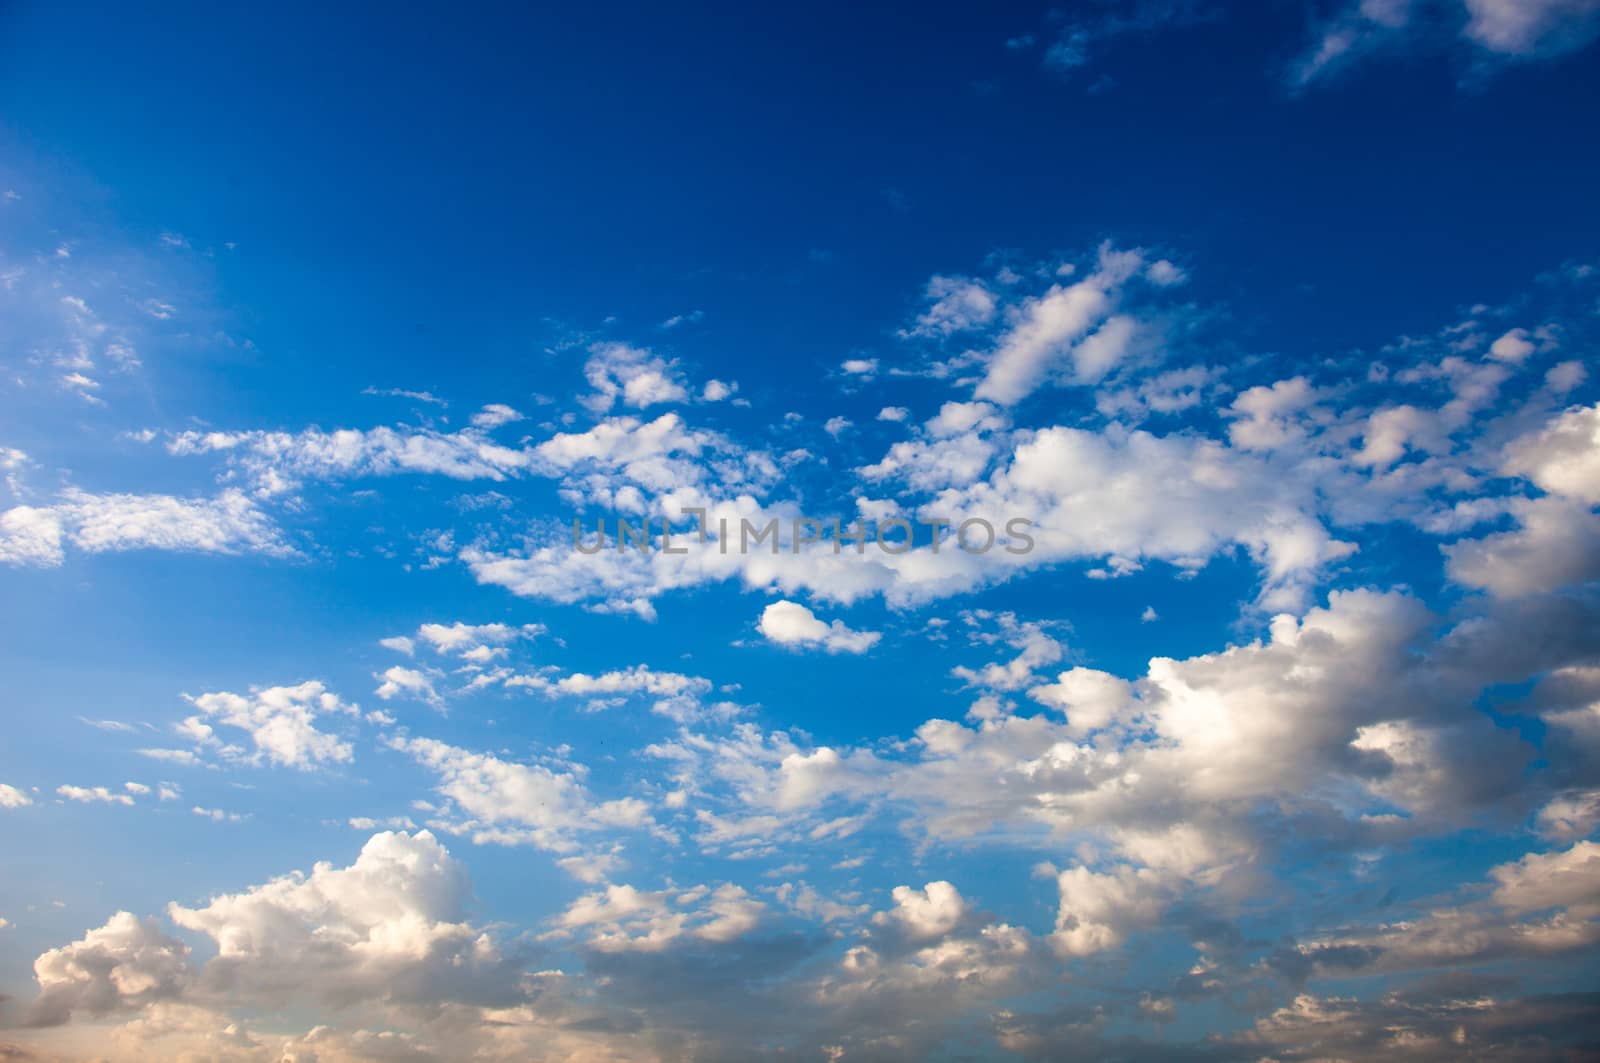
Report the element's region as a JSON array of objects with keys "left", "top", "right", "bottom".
[
  {"left": 1050, "top": 864, "right": 1174, "bottom": 956},
  {"left": 757, "top": 600, "right": 881, "bottom": 655},
  {"left": 1227, "top": 376, "right": 1322, "bottom": 451},
  {"left": 389, "top": 736, "right": 651, "bottom": 852},
  {"left": 27, "top": 912, "right": 188, "bottom": 1026},
  {"left": 1488, "top": 326, "right": 1538, "bottom": 363},
  {"left": 504, "top": 664, "right": 714, "bottom": 714},
  {"left": 1536, "top": 789, "right": 1600, "bottom": 842},
  {"left": 873, "top": 881, "right": 967, "bottom": 941},
  {"left": 899, "top": 275, "right": 997, "bottom": 339},
  {"left": 973, "top": 252, "right": 1123, "bottom": 403},
  {"left": 931, "top": 423, "right": 1357, "bottom": 609},
  {"left": 1028, "top": 667, "right": 1134, "bottom": 734},
  {"left": 1490, "top": 840, "right": 1600, "bottom": 915},
  {"left": 582, "top": 342, "right": 689, "bottom": 413},
  {"left": 552, "top": 882, "right": 765, "bottom": 951},
  {"left": 168, "top": 830, "right": 521, "bottom": 1007},
  {"left": 701, "top": 378, "right": 736, "bottom": 402},
  {"left": 469, "top": 403, "right": 523, "bottom": 429},
  {"left": 0, "top": 489, "right": 287, "bottom": 568},
  {"left": 950, "top": 611, "right": 1064, "bottom": 691},
  {"left": 1444, "top": 497, "right": 1600, "bottom": 597},
  {"left": 56, "top": 785, "right": 135, "bottom": 806},
  {"left": 181, "top": 681, "right": 358, "bottom": 770},
  {"left": 1503, "top": 402, "right": 1600, "bottom": 504},
  {"left": 373, "top": 666, "right": 443, "bottom": 708},
  {"left": 0, "top": 782, "right": 33, "bottom": 808}
]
